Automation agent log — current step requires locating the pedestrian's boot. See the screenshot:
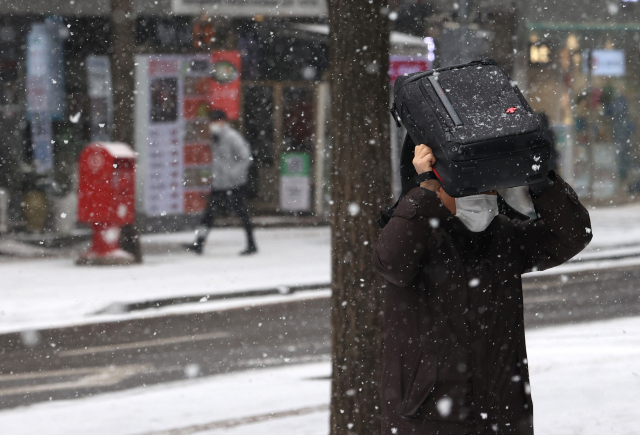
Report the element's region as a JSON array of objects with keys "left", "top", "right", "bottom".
[
  {"left": 184, "top": 226, "right": 208, "bottom": 255},
  {"left": 240, "top": 233, "right": 257, "bottom": 256},
  {"left": 184, "top": 238, "right": 204, "bottom": 255},
  {"left": 239, "top": 244, "right": 257, "bottom": 256}
]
